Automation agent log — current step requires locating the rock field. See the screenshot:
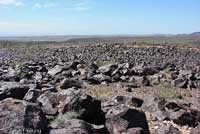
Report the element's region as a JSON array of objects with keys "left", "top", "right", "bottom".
[{"left": 0, "top": 43, "right": 200, "bottom": 134}]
